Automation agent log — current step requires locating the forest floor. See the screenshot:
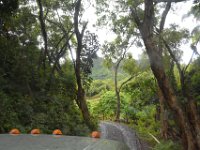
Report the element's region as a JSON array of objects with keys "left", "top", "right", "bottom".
[{"left": 99, "top": 121, "right": 150, "bottom": 150}]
